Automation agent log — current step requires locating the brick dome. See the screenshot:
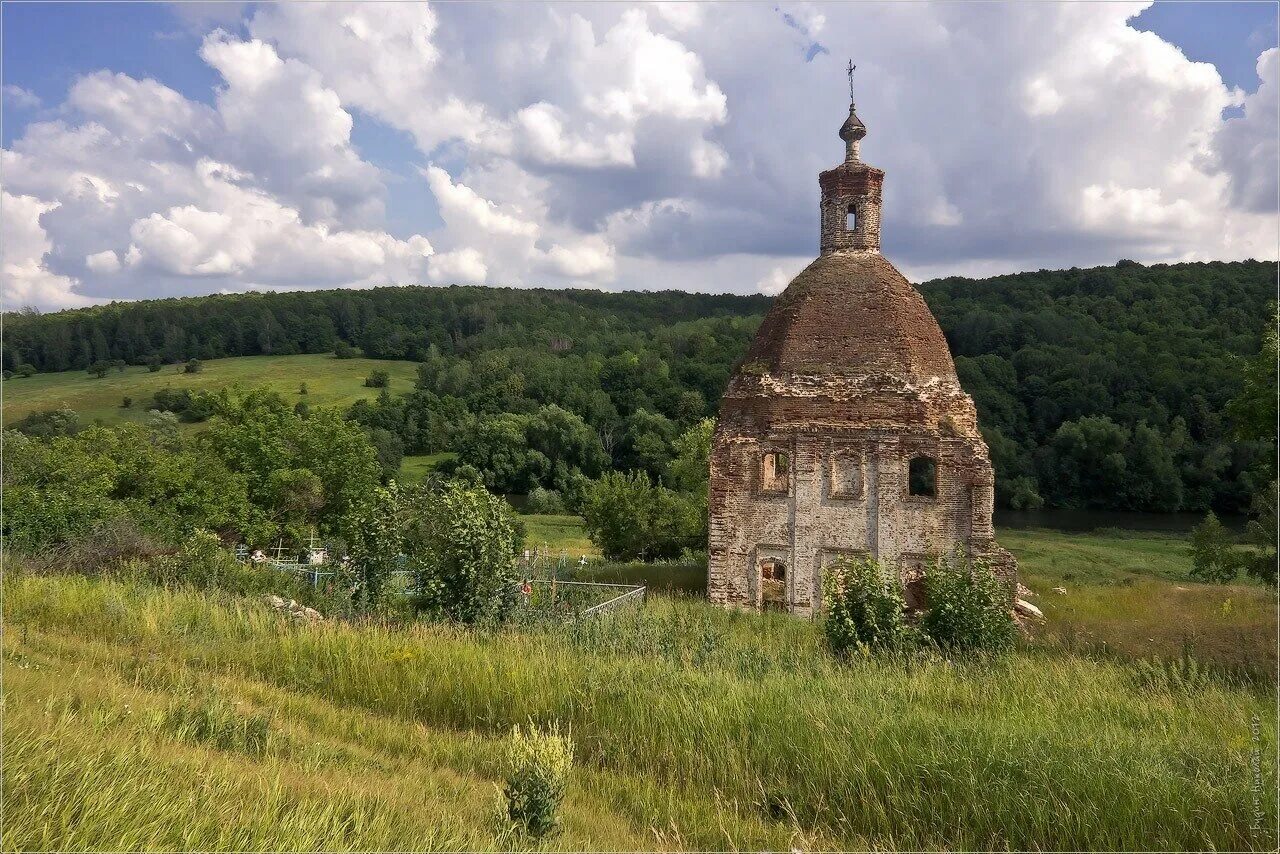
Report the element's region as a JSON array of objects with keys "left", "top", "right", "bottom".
[{"left": 742, "top": 251, "right": 957, "bottom": 384}]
